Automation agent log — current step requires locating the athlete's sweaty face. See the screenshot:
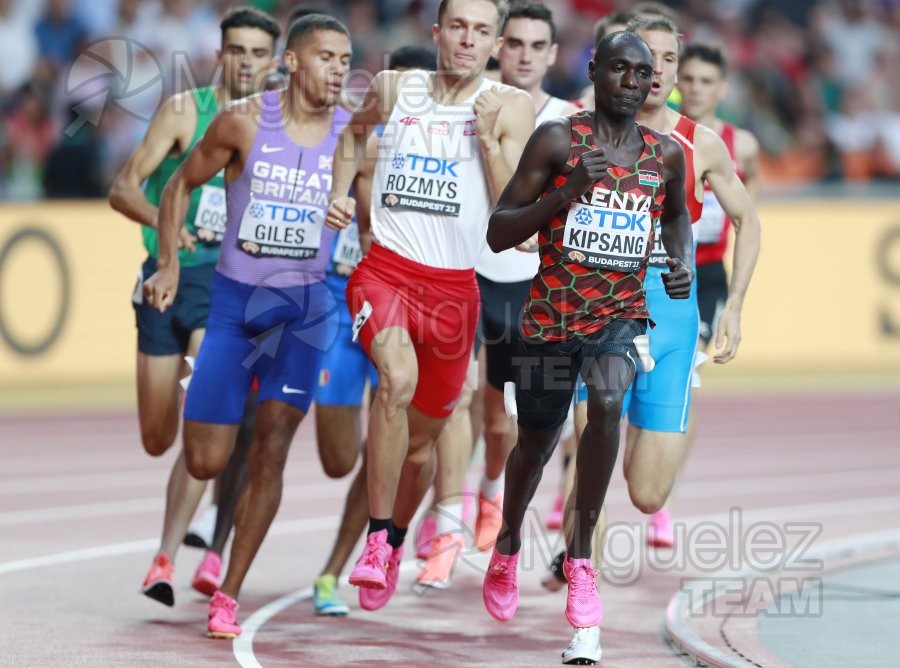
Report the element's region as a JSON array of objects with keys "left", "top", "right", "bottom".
[
  {"left": 498, "top": 17, "right": 557, "bottom": 91},
  {"left": 287, "top": 29, "right": 352, "bottom": 109},
  {"left": 219, "top": 27, "right": 277, "bottom": 98},
  {"left": 636, "top": 29, "right": 679, "bottom": 109},
  {"left": 433, "top": 0, "right": 502, "bottom": 80},
  {"left": 590, "top": 37, "right": 653, "bottom": 118},
  {"left": 677, "top": 57, "right": 726, "bottom": 121}
]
